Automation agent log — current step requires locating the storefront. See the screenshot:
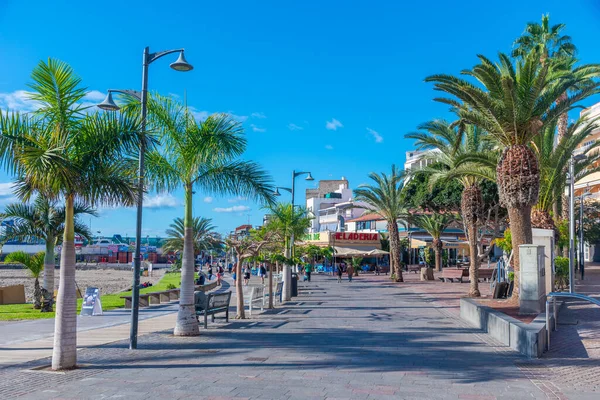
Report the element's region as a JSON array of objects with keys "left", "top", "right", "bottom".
[{"left": 302, "top": 231, "right": 383, "bottom": 255}]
